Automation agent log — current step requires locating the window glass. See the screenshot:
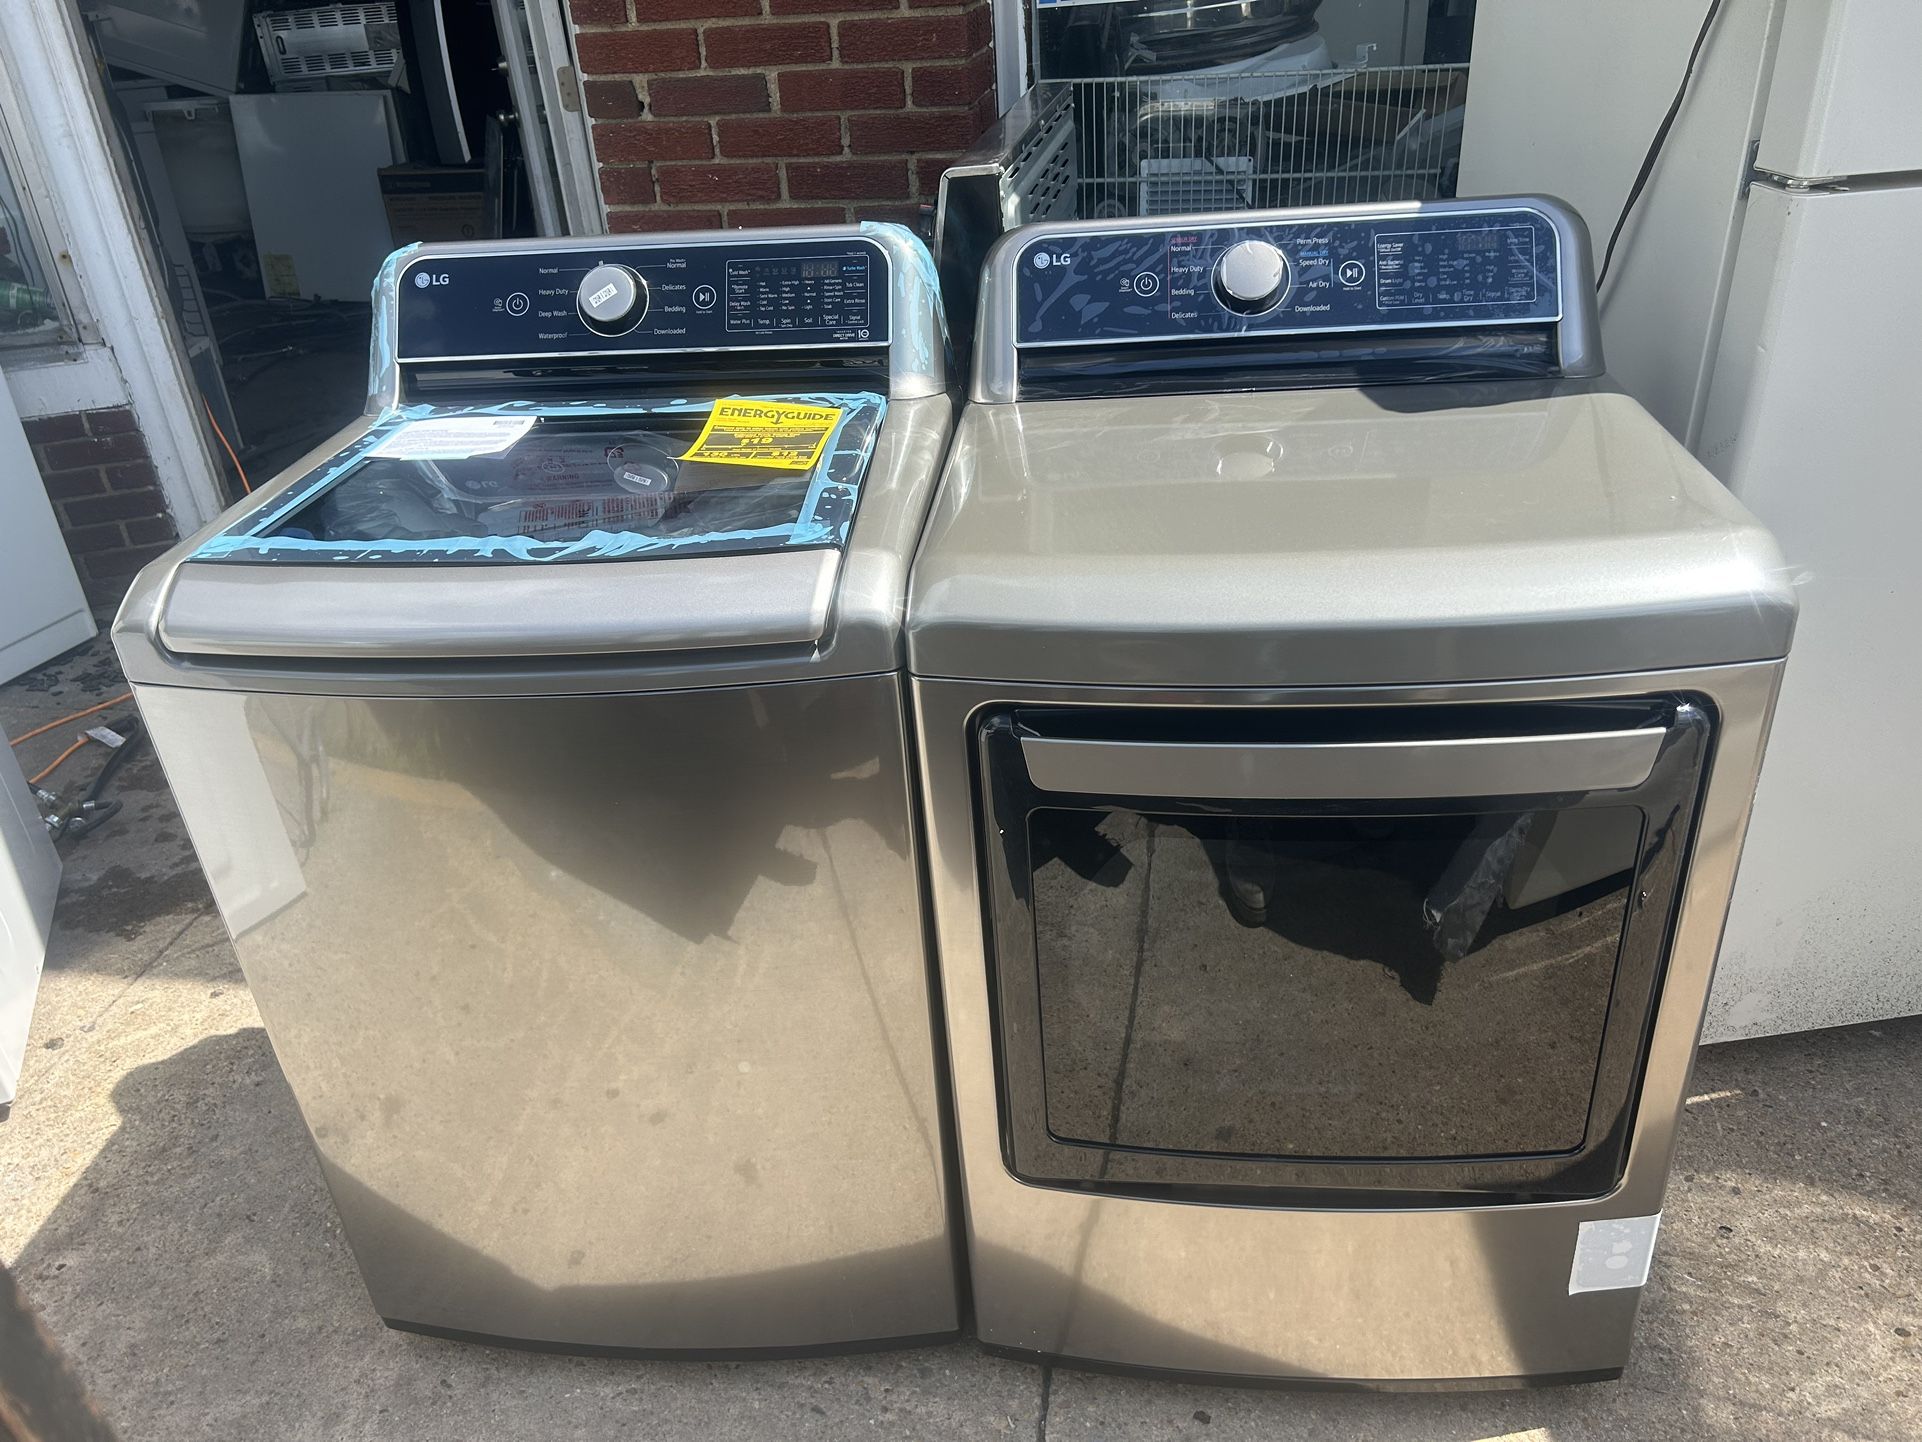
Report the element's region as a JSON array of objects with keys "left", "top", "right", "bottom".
[
  {"left": 1029, "top": 803, "right": 1641, "bottom": 1159},
  {"left": 0, "top": 114, "right": 73, "bottom": 349}
]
